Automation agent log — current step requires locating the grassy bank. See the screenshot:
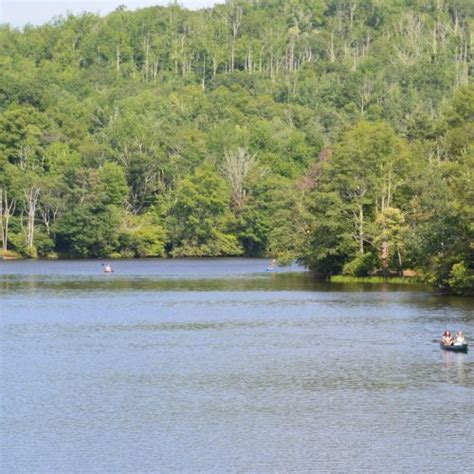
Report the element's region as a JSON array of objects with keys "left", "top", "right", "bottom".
[
  {"left": 330, "top": 275, "right": 422, "bottom": 285},
  {"left": 0, "top": 250, "right": 23, "bottom": 259}
]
